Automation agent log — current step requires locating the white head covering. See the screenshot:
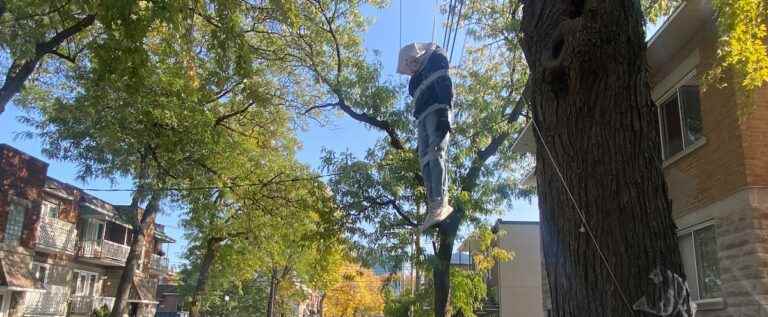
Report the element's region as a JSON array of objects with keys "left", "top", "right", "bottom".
[{"left": 396, "top": 42, "right": 439, "bottom": 75}]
